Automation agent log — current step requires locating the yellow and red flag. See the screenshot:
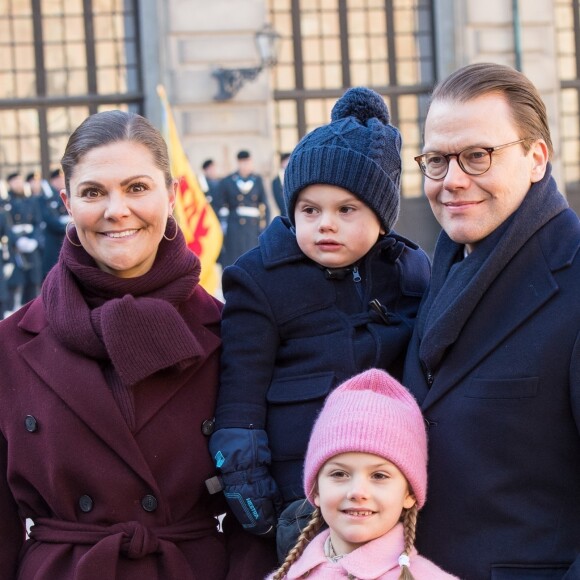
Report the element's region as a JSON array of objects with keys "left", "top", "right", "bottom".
[{"left": 157, "top": 84, "right": 223, "bottom": 295}]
